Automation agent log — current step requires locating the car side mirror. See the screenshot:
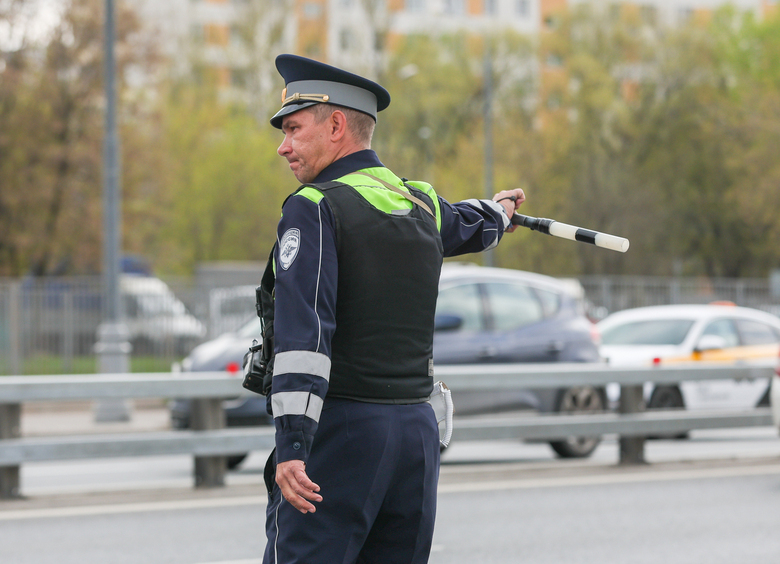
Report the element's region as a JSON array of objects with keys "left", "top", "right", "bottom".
[
  {"left": 696, "top": 334, "right": 727, "bottom": 352},
  {"left": 434, "top": 314, "right": 463, "bottom": 332}
]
